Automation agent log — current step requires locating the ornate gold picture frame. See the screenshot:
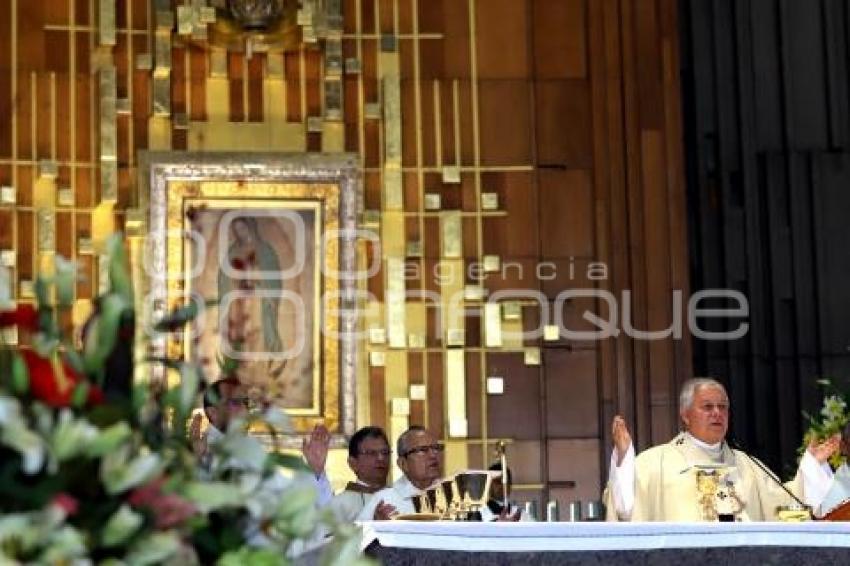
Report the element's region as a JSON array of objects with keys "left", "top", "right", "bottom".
[{"left": 138, "top": 152, "right": 360, "bottom": 445}]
